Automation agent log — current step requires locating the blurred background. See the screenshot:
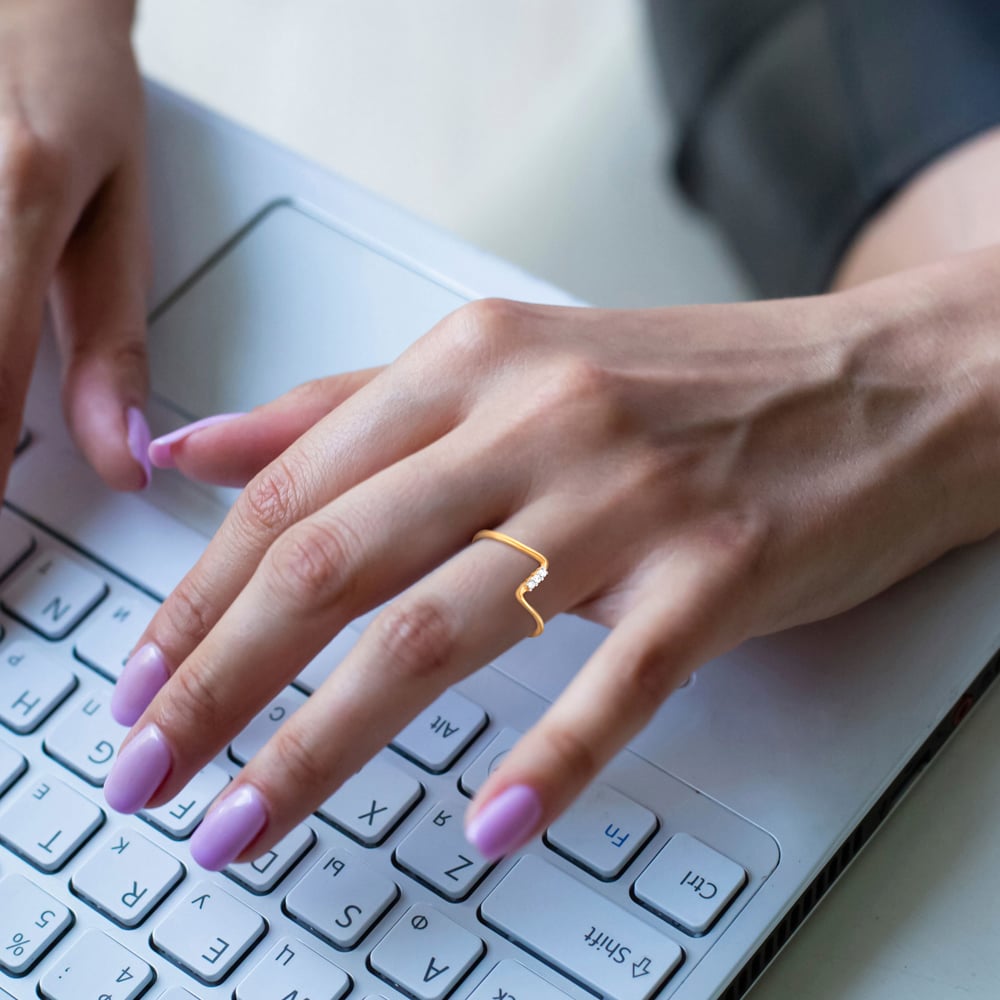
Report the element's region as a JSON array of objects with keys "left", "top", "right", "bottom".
[{"left": 133, "top": 0, "right": 750, "bottom": 309}]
